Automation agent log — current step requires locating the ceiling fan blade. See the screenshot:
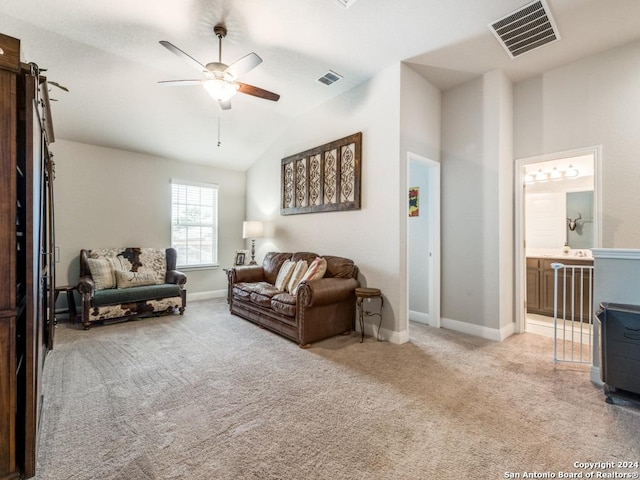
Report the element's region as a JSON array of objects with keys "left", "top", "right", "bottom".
[
  {"left": 48, "top": 81, "right": 69, "bottom": 92},
  {"left": 158, "top": 80, "right": 204, "bottom": 87},
  {"left": 220, "top": 100, "right": 232, "bottom": 110},
  {"left": 237, "top": 82, "right": 280, "bottom": 102},
  {"left": 225, "top": 53, "right": 262, "bottom": 78},
  {"left": 159, "top": 41, "right": 208, "bottom": 74}
]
